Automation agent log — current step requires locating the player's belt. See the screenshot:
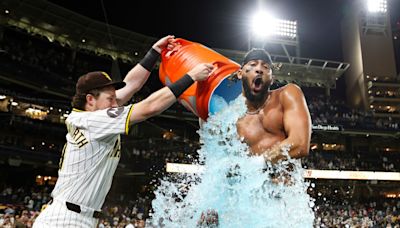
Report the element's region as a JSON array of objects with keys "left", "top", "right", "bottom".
[
  {"left": 48, "top": 197, "right": 105, "bottom": 218},
  {"left": 65, "top": 201, "right": 104, "bottom": 219}
]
